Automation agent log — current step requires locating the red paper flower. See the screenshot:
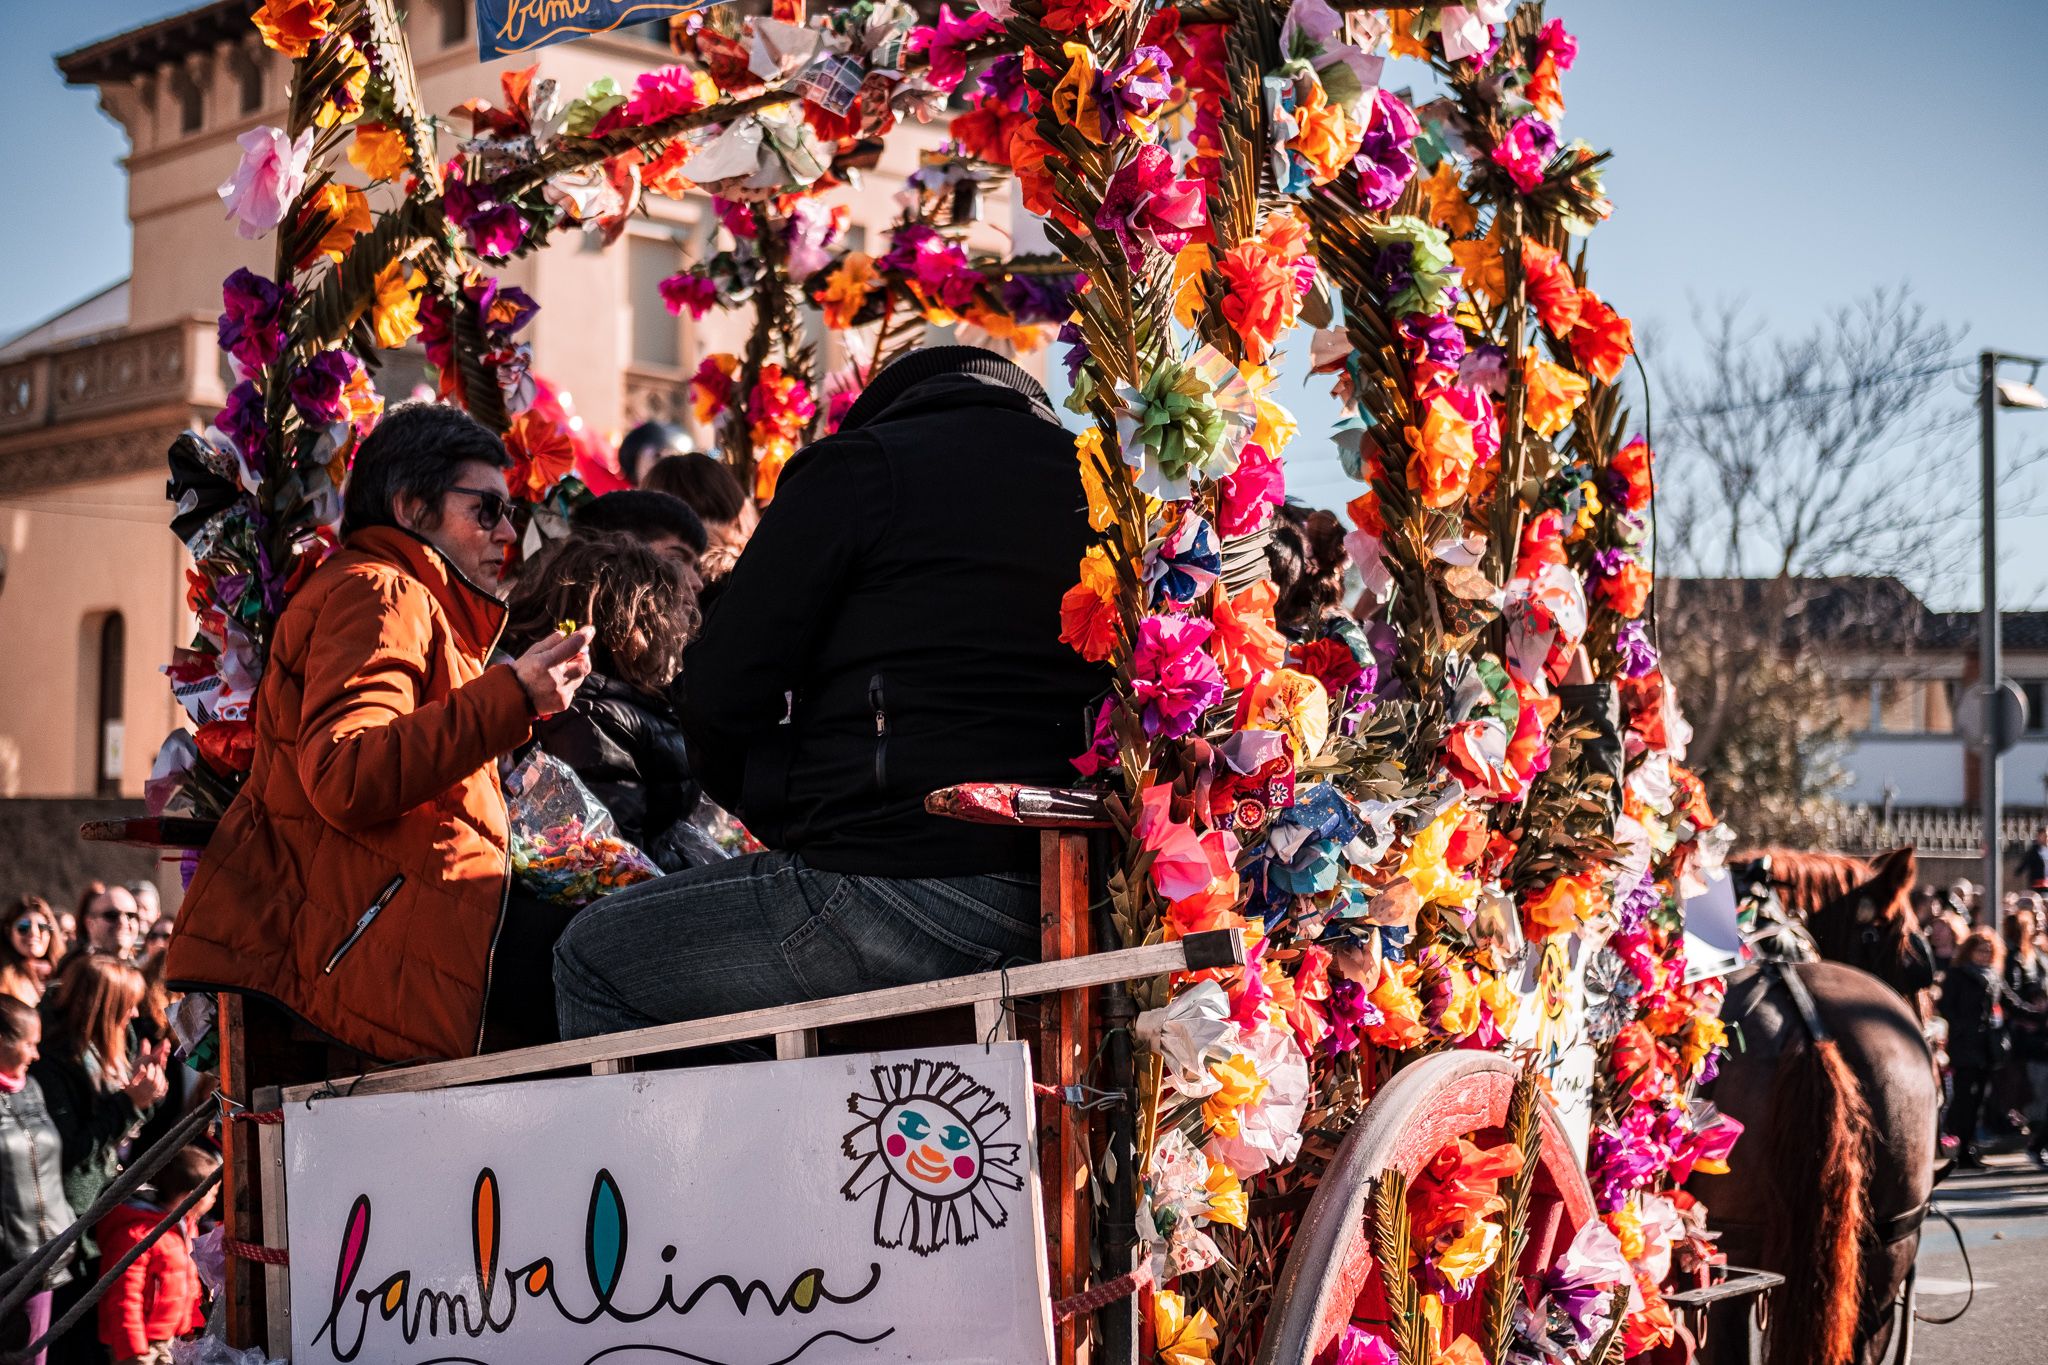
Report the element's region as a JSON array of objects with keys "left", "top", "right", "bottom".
[{"left": 1569, "top": 290, "right": 1636, "bottom": 384}]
